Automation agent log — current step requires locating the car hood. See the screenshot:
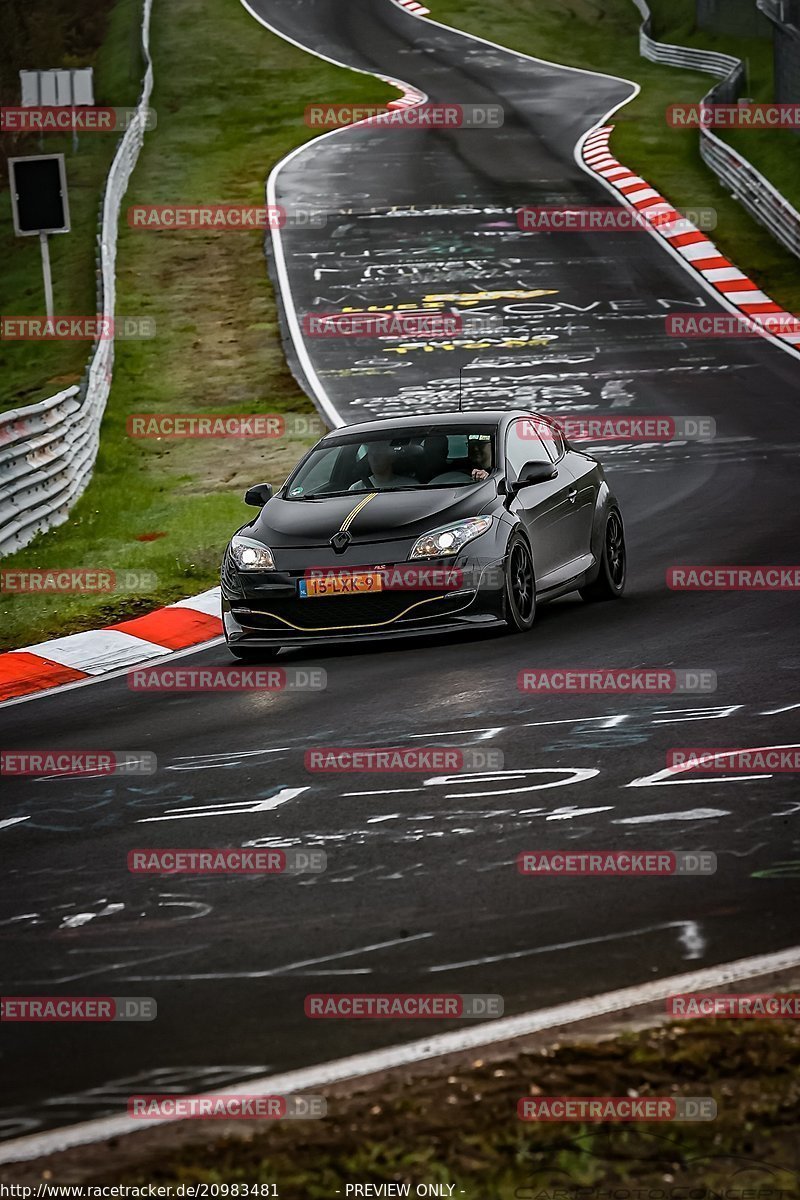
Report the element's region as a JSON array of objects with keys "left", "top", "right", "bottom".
[{"left": 244, "top": 483, "right": 497, "bottom": 548}]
